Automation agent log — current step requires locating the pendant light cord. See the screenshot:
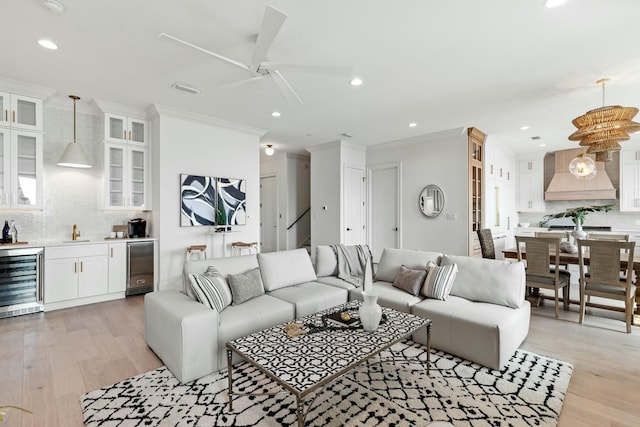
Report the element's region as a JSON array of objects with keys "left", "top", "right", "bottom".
[{"left": 69, "top": 95, "right": 80, "bottom": 144}]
